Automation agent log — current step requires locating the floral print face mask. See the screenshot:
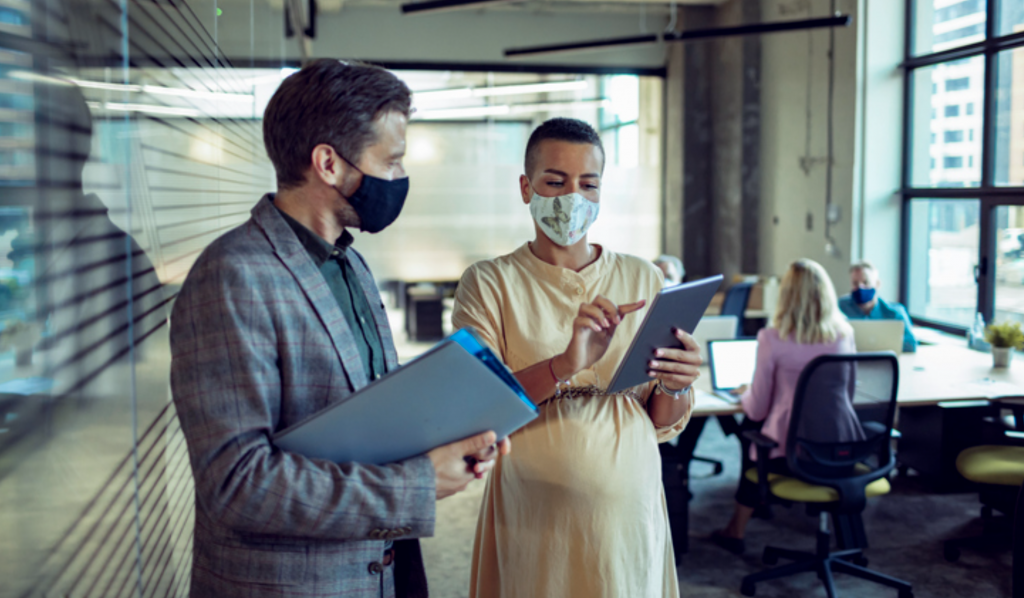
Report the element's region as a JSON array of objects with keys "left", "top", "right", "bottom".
[{"left": 528, "top": 191, "right": 600, "bottom": 247}]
